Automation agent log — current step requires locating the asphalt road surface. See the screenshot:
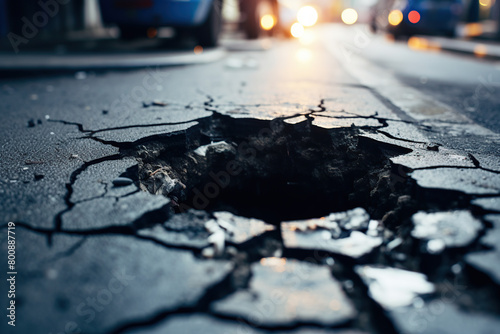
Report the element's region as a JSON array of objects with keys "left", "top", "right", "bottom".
[{"left": 0, "top": 24, "right": 499, "bottom": 334}]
